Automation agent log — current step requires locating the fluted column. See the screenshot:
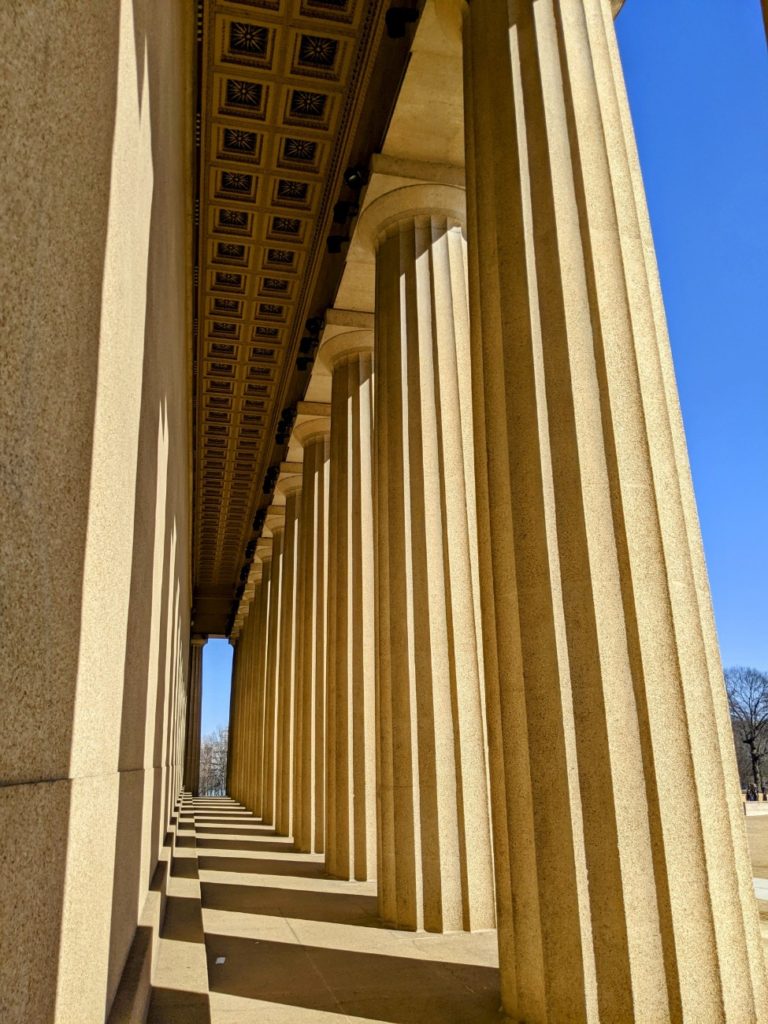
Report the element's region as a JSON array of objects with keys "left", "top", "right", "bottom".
[
  {"left": 250, "top": 538, "right": 273, "bottom": 817},
  {"left": 231, "top": 590, "right": 249, "bottom": 802},
  {"left": 228, "top": 634, "right": 245, "bottom": 800},
  {"left": 226, "top": 641, "right": 238, "bottom": 797},
  {"left": 463, "top": 2, "right": 768, "bottom": 1021},
  {"left": 292, "top": 407, "right": 331, "bottom": 853},
  {"left": 357, "top": 179, "right": 495, "bottom": 933},
  {"left": 242, "top": 562, "right": 264, "bottom": 811},
  {"left": 233, "top": 599, "right": 257, "bottom": 804},
  {"left": 319, "top": 314, "right": 377, "bottom": 881},
  {"left": 274, "top": 469, "right": 302, "bottom": 837},
  {"left": 184, "top": 635, "right": 206, "bottom": 796},
  {"left": 260, "top": 510, "right": 285, "bottom": 826}
]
